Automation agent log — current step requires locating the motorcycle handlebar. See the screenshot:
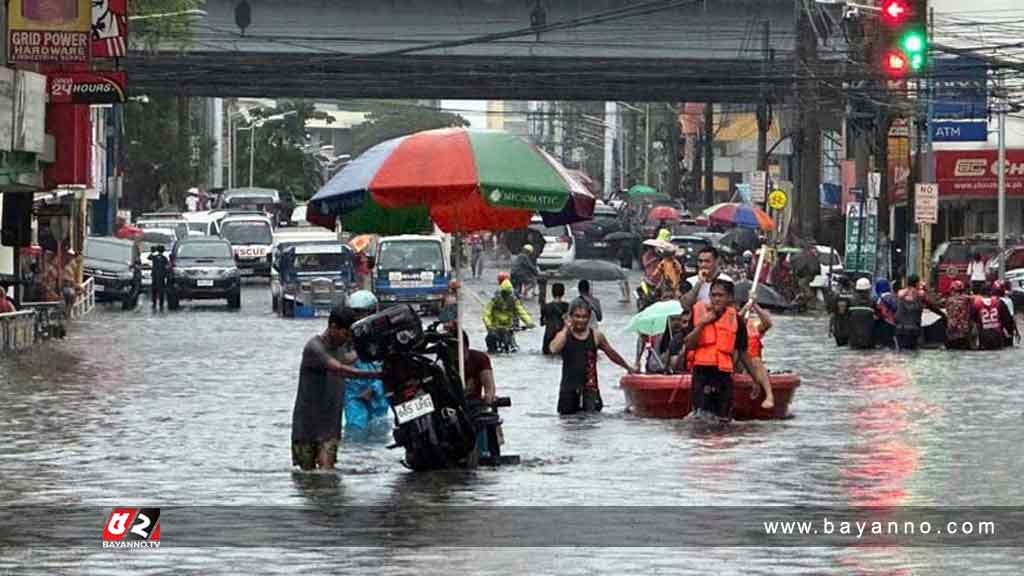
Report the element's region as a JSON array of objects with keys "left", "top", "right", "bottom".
[{"left": 491, "top": 396, "right": 512, "bottom": 408}]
